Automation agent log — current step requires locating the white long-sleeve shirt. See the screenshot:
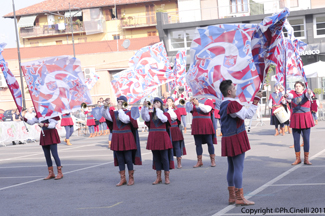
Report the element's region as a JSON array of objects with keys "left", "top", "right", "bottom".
[
  {"left": 141, "top": 107, "right": 167, "bottom": 123},
  {"left": 167, "top": 108, "right": 177, "bottom": 121},
  {"left": 185, "top": 102, "right": 212, "bottom": 113},
  {"left": 102, "top": 108, "right": 130, "bottom": 124},
  {"left": 26, "top": 117, "right": 57, "bottom": 129},
  {"left": 286, "top": 90, "right": 312, "bottom": 100},
  {"left": 223, "top": 97, "right": 259, "bottom": 120}
]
